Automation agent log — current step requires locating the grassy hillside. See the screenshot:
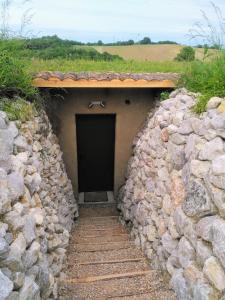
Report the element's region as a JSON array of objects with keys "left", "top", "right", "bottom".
[
  {"left": 28, "top": 58, "right": 186, "bottom": 73},
  {"left": 94, "top": 44, "right": 218, "bottom": 61}
]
